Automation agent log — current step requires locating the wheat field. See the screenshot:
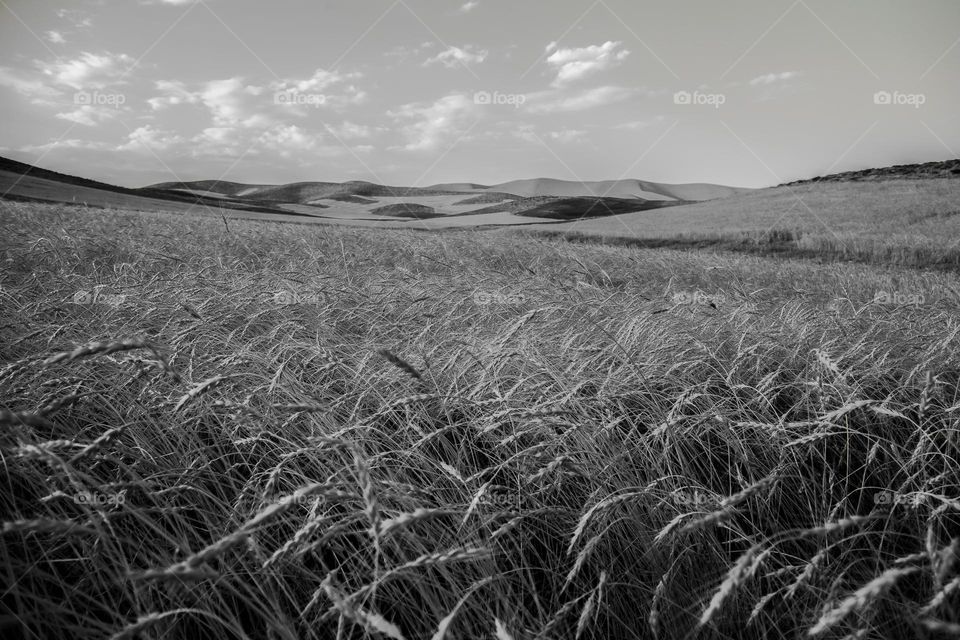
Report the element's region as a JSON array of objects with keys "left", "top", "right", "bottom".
[{"left": 2, "top": 201, "right": 959, "bottom": 639}]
